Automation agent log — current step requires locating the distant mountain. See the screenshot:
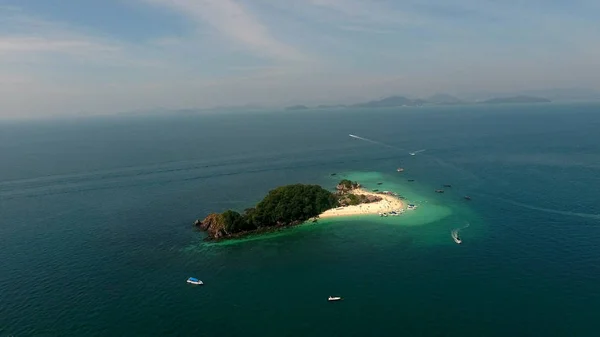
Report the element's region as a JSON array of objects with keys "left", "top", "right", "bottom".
[
  {"left": 285, "top": 105, "right": 309, "bottom": 110},
  {"left": 519, "top": 88, "right": 600, "bottom": 101},
  {"left": 427, "top": 93, "right": 464, "bottom": 105},
  {"left": 460, "top": 88, "right": 600, "bottom": 102},
  {"left": 201, "top": 103, "right": 265, "bottom": 112},
  {"left": 316, "top": 104, "right": 347, "bottom": 109},
  {"left": 481, "top": 96, "right": 551, "bottom": 104},
  {"left": 352, "top": 95, "right": 423, "bottom": 108}
]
